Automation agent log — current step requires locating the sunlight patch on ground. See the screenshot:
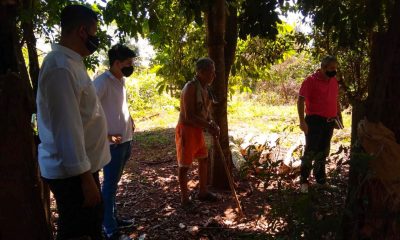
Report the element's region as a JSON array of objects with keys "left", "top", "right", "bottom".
[{"left": 133, "top": 101, "right": 352, "bottom": 160}]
